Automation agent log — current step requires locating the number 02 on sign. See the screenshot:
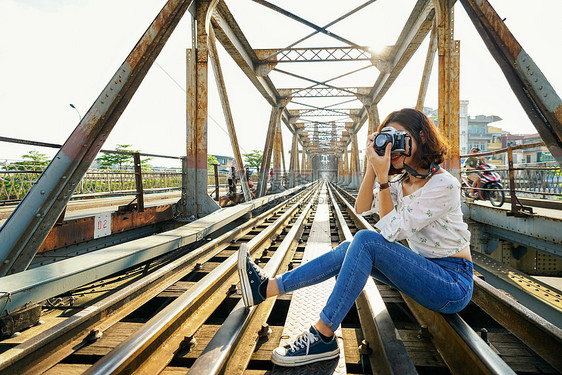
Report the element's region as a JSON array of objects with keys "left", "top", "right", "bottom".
[{"left": 94, "top": 213, "right": 112, "bottom": 239}]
